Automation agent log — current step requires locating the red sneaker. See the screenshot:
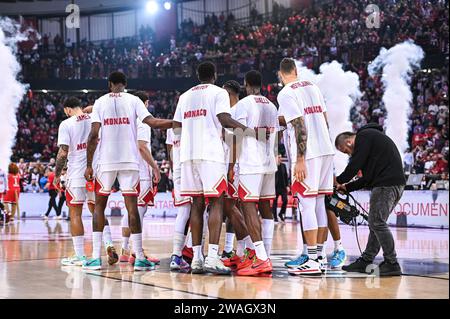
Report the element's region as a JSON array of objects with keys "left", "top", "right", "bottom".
[
  {"left": 182, "top": 246, "right": 193, "bottom": 264},
  {"left": 119, "top": 248, "right": 130, "bottom": 263},
  {"left": 146, "top": 255, "right": 160, "bottom": 265},
  {"left": 237, "top": 258, "right": 273, "bottom": 276},
  {"left": 235, "top": 248, "right": 256, "bottom": 271},
  {"left": 128, "top": 254, "right": 136, "bottom": 266},
  {"left": 222, "top": 254, "right": 241, "bottom": 269}
]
